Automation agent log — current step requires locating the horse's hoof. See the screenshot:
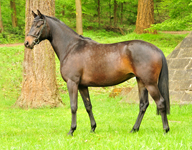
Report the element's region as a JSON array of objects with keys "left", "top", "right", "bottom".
[
  {"left": 164, "top": 127, "right": 170, "bottom": 134},
  {"left": 130, "top": 128, "right": 139, "bottom": 133},
  {"left": 90, "top": 128, "right": 95, "bottom": 133},
  {"left": 67, "top": 131, "right": 73, "bottom": 136}
]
